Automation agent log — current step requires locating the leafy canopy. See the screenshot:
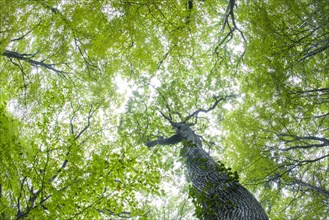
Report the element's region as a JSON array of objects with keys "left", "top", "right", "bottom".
[{"left": 1, "top": 0, "right": 328, "bottom": 219}]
